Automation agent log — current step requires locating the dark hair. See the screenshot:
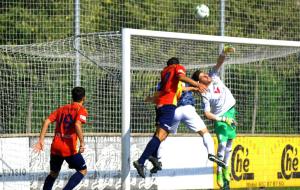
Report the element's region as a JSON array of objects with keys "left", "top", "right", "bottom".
[
  {"left": 192, "top": 70, "right": 202, "bottom": 82},
  {"left": 72, "top": 86, "right": 85, "bottom": 102},
  {"left": 167, "top": 57, "right": 180, "bottom": 66}
]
